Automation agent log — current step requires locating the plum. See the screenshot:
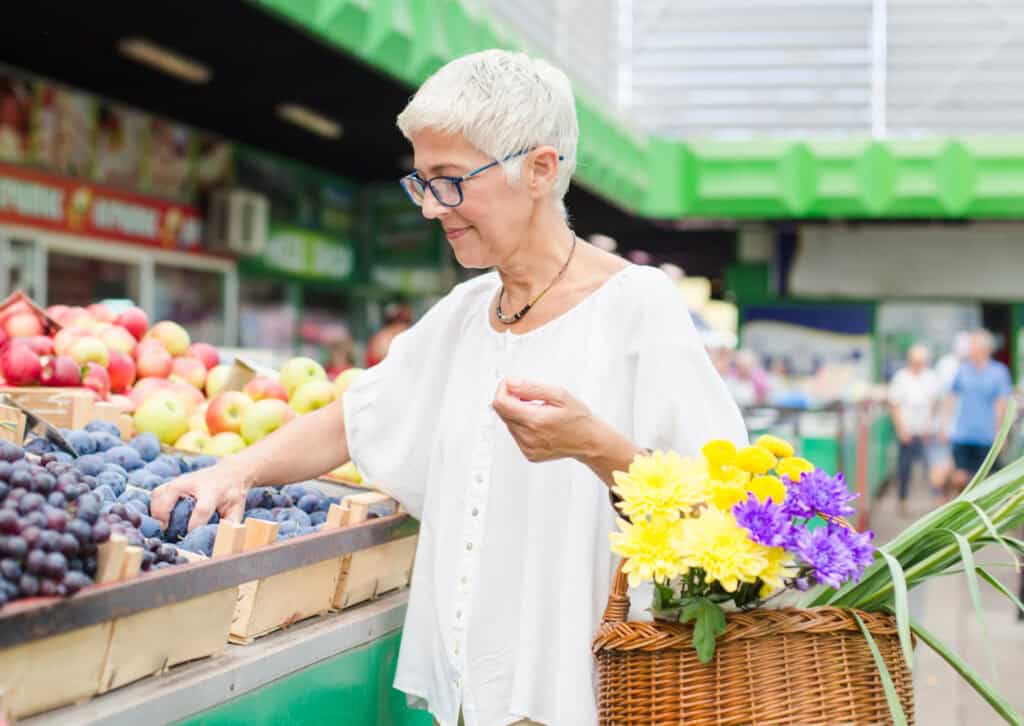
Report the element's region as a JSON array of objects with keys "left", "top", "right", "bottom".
[
  {"left": 245, "top": 487, "right": 275, "bottom": 510},
  {"left": 103, "top": 446, "right": 145, "bottom": 472},
  {"left": 145, "top": 457, "right": 180, "bottom": 479},
  {"left": 128, "top": 433, "right": 161, "bottom": 463},
  {"left": 95, "top": 470, "right": 127, "bottom": 497},
  {"left": 85, "top": 420, "right": 121, "bottom": 439},
  {"left": 318, "top": 496, "right": 341, "bottom": 513},
  {"left": 278, "top": 507, "right": 312, "bottom": 528},
  {"left": 243, "top": 508, "right": 275, "bottom": 522},
  {"left": 178, "top": 524, "right": 218, "bottom": 557},
  {"left": 310, "top": 511, "right": 327, "bottom": 526},
  {"left": 124, "top": 498, "right": 149, "bottom": 516},
  {"left": 93, "top": 484, "right": 116, "bottom": 503},
  {"left": 165, "top": 498, "right": 218, "bottom": 542},
  {"left": 24, "top": 437, "right": 54, "bottom": 456},
  {"left": 282, "top": 483, "right": 311, "bottom": 501},
  {"left": 189, "top": 455, "right": 217, "bottom": 470},
  {"left": 73, "top": 455, "right": 104, "bottom": 477},
  {"left": 275, "top": 520, "right": 299, "bottom": 540},
  {"left": 65, "top": 430, "right": 97, "bottom": 456},
  {"left": 91, "top": 432, "right": 122, "bottom": 453}
]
